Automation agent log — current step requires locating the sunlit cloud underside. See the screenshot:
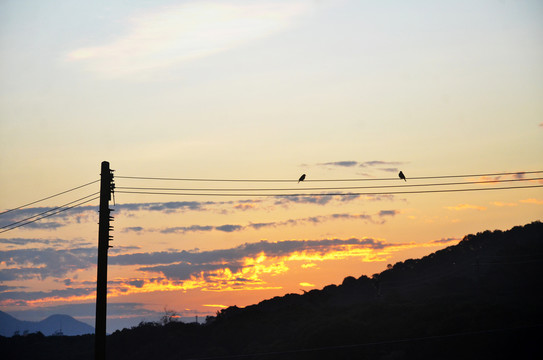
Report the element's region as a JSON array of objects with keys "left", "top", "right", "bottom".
[{"left": 0, "top": 237, "right": 459, "bottom": 306}]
